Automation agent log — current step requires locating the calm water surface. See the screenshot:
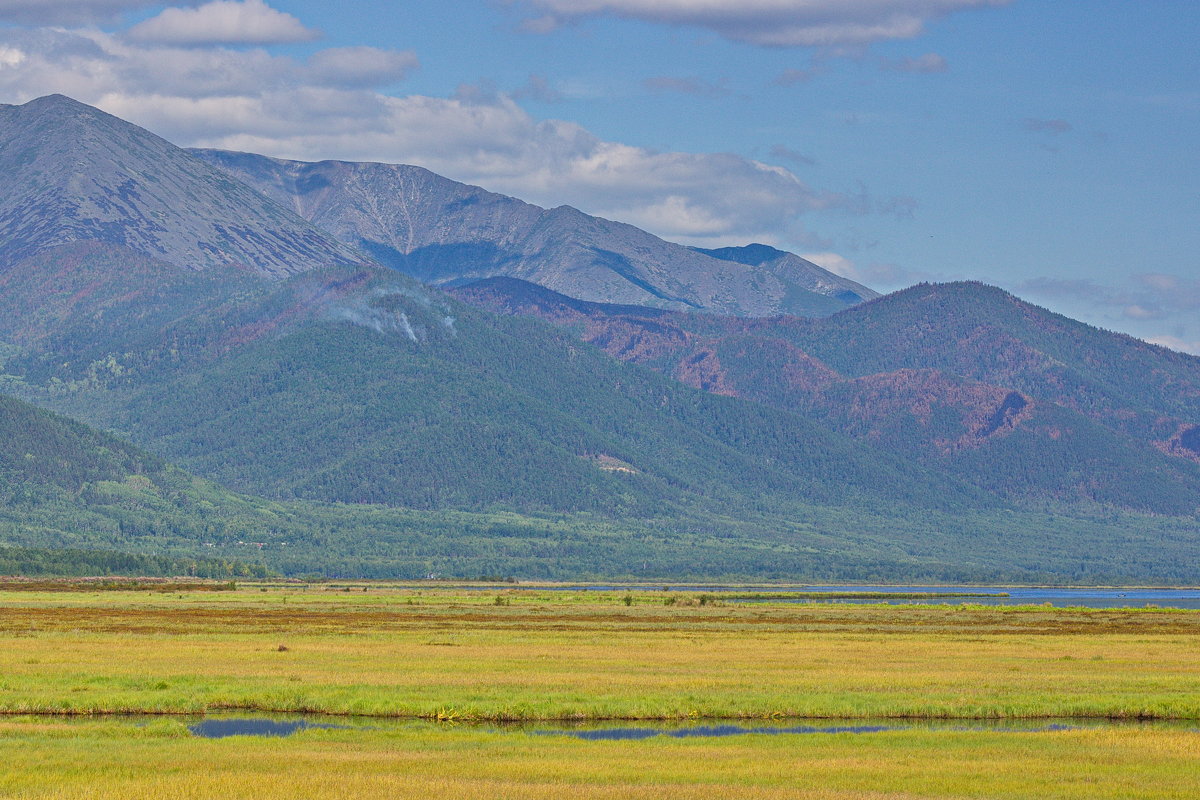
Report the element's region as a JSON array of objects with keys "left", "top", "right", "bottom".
[{"left": 179, "top": 714, "right": 1200, "bottom": 739}]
